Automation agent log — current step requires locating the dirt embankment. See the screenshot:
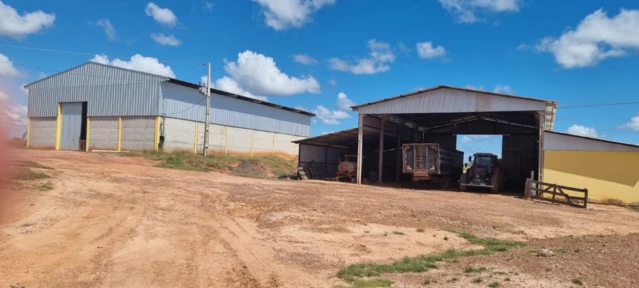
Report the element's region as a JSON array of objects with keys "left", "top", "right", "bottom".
[{"left": 1, "top": 150, "right": 638, "bottom": 287}]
